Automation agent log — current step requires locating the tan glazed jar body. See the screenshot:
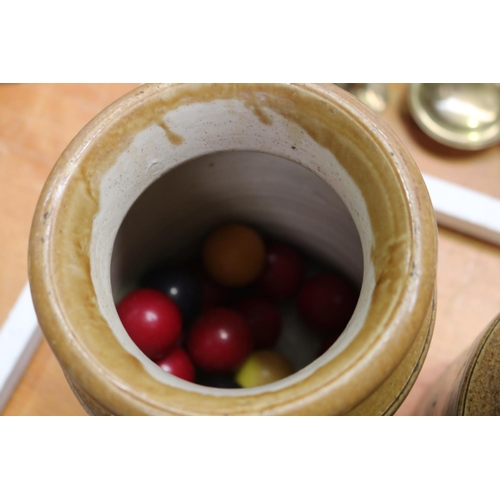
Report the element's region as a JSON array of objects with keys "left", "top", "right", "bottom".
[
  {"left": 417, "top": 313, "right": 500, "bottom": 416},
  {"left": 28, "top": 83, "right": 437, "bottom": 415}
]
